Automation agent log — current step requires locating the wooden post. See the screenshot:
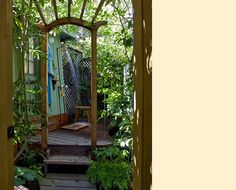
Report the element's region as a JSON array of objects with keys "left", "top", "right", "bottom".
[
  {"left": 133, "top": 0, "right": 152, "bottom": 189},
  {"left": 0, "top": 0, "right": 14, "bottom": 189},
  {"left": 91, "top": 29, "right": 97, "bottom": 150},
  {"left": 40, "top": 31, "right": 49, "bottom": 150}
]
